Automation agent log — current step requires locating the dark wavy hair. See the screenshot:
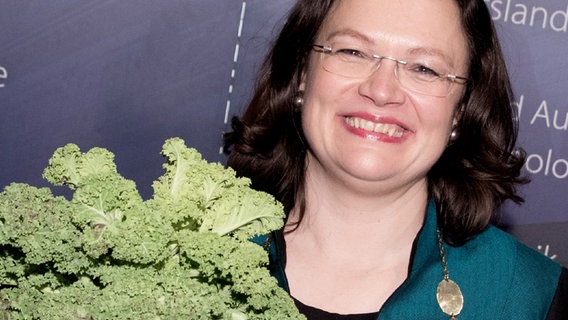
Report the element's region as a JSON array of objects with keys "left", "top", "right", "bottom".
[{"left": 224, "top": 0, "right": 527, "bottom": 246}]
